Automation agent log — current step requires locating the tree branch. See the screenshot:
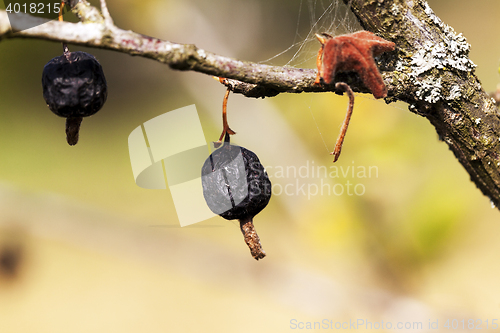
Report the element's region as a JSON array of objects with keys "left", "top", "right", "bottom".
[
  {"left": 0, "top": 0, "right": 499, "bottom": 209},
  {"left": 0, "top": 3, "right": 372, "bottom": 98}
]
